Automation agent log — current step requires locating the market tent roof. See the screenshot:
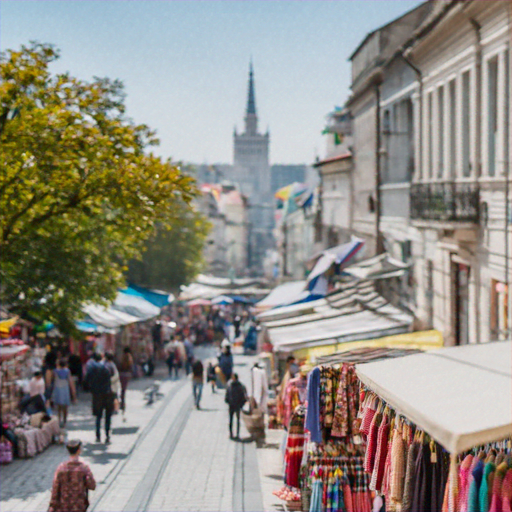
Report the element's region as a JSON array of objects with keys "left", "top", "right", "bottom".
[
  {"left": 124, "top": 284, "right": 173, "bottom": 308},
  {"left": 75, "top": 321, "right": 117, "bottom": 334},
  {"left": 261, "top": 281, "right": 382, "bottom": 329},
  {"left": 180, "top": 280, "right": 270, "bottom": 301},
  {"left": 268, "top": 305, "right": 412, "bottom": 352},
  {"left": 211, "top": 295, "right": 234, "bottom": 305},
  {"left": 356, "top": 340, "right": 512, "bottom": 454},
  {"left": 188, "top": 298, "right": 212, "bottom": 307},
  {"left": 256, "top": 281, "right": 308, "bottom": 309},
  {"left": 342, "top": 253, "right": 409, "bottom": 280},
  {"left": 82, "top": 304, "right": 141, "bottom": 329},
  {"left": 307, "top": 238, "right": 364, "bottom": 290},
  {"left": 112, "top": 291, "right": 161, "bottom": 320}
]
